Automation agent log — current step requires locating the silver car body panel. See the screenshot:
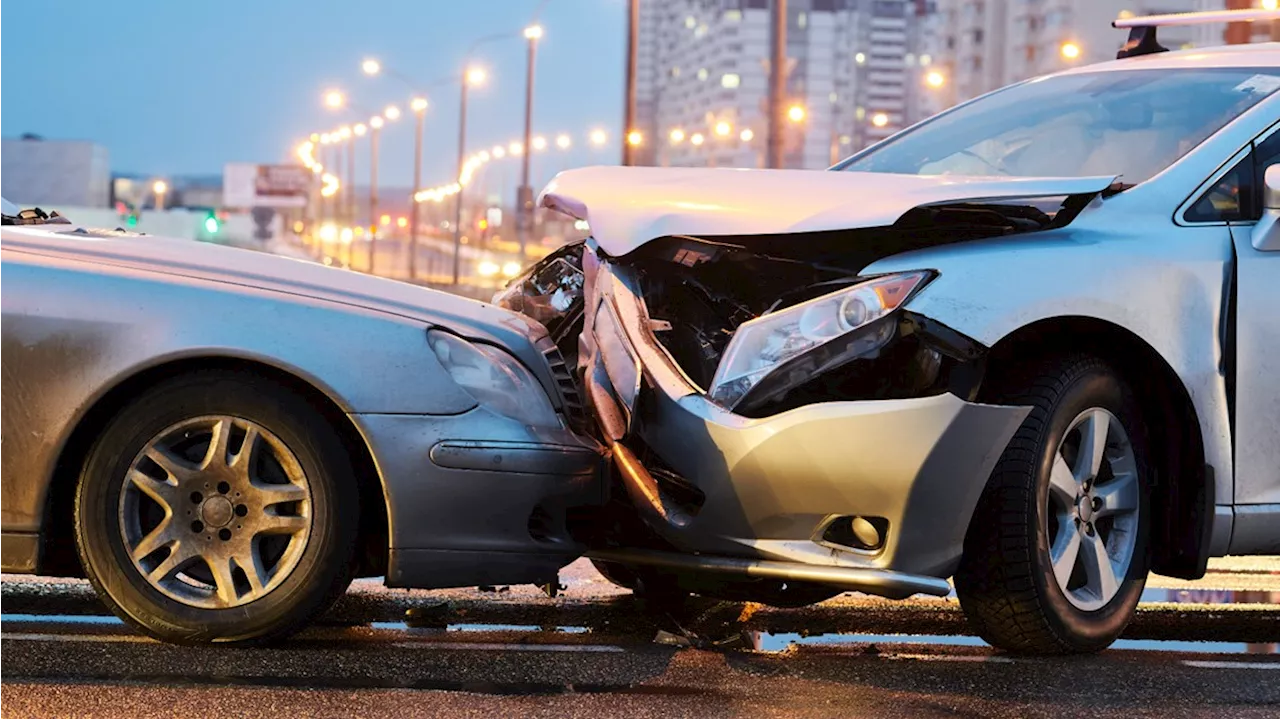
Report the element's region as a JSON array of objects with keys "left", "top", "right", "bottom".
[
  {"left": 541, "top": 168, "right": 1115, "bottom": 257},
  {"left": 582, "top": 253, "right": 1028, "bottom": 581},
  {"left": 535, "top": 49, "right": 1280, "bottom": 571},
  {"left": 1, "top": 227, "right": 603, "bottom": 579}
]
